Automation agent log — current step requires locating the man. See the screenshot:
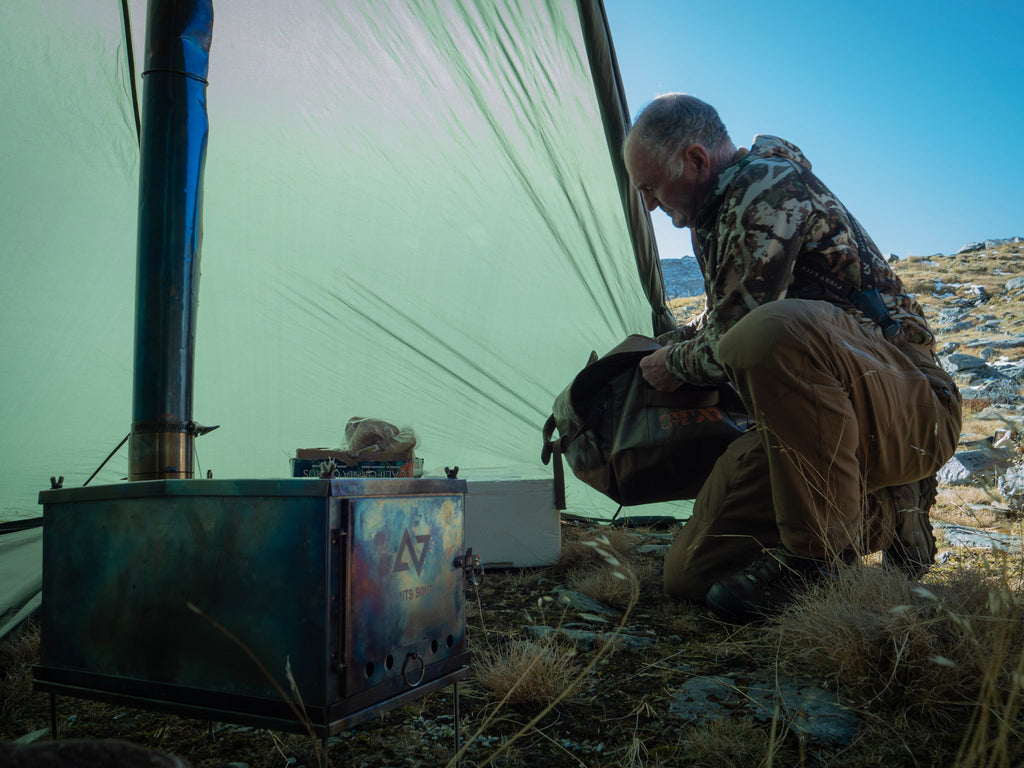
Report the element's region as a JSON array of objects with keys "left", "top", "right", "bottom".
[{"left": 624, "top": 94, "right": 961, "bottom": 622}]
